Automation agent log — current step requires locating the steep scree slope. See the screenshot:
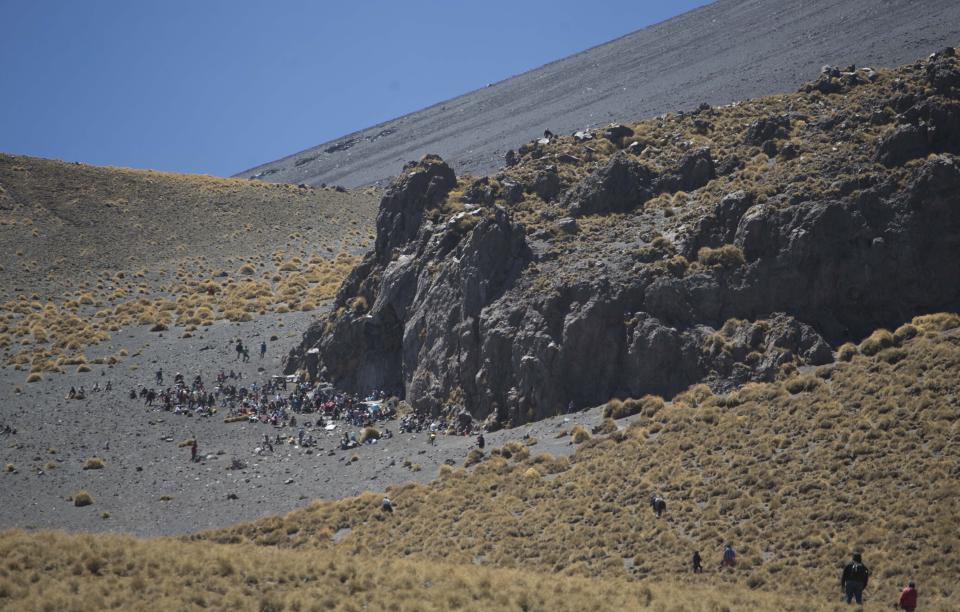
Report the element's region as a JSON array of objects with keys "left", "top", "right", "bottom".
[{"left": 237, "top": 0, "right": 960, "bottom": 188}]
